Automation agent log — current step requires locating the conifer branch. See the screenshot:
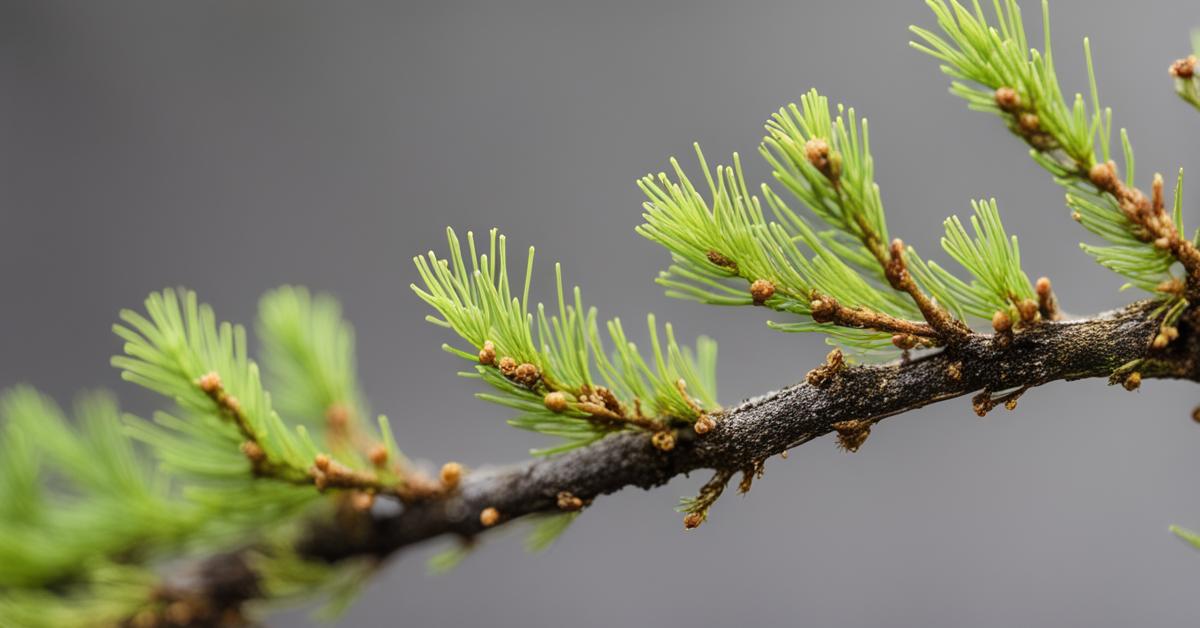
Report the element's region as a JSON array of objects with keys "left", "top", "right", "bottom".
[{"left": 157, "top": 299, "right": 1199, "bottom": 617}]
